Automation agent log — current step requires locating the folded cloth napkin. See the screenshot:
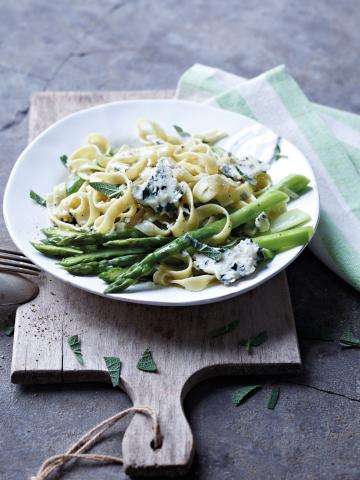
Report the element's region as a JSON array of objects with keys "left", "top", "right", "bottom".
[{"left": 176, "top": 64, "right": 360, "bottom": 291}]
